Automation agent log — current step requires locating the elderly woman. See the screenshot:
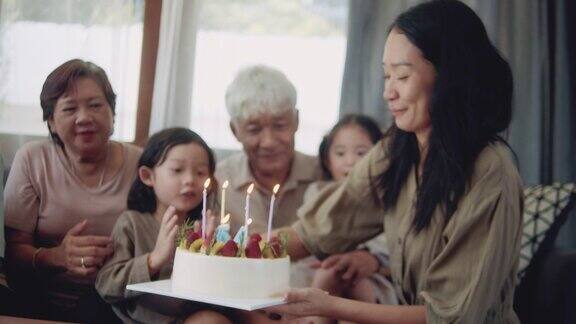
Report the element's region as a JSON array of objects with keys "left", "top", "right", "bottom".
[
  {"left": 4, "top": 59, "right": 142, "bottom": 322},
  {"left": 270, "top": 1, "right": 523, "bottom": 323},
  {"left": 215, "top": 65, "right": 322, "bottom": 236}
]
